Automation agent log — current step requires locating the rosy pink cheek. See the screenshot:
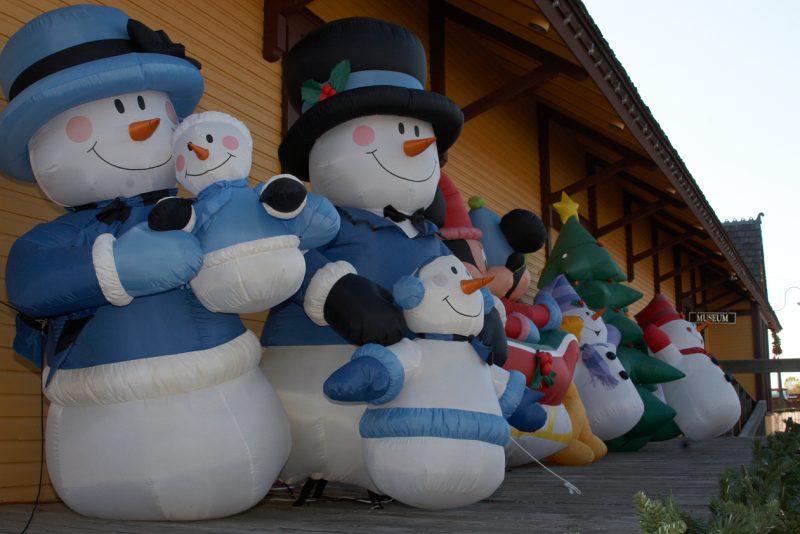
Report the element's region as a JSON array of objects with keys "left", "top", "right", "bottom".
[
  {"left": 65, "top": 116, "right": 92, "bottom": 143},
  {"left": 222, "top": 135, "right": 239, "bottom": 150},
  {"left": 176, "top": 154, "right": 185, "bottom": 172},
  {"left": 165, "top": 100, "right": 178, "bottom": 125},
  {"left": 352, "top": 125, "right": 375, "bottom": 146}
]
